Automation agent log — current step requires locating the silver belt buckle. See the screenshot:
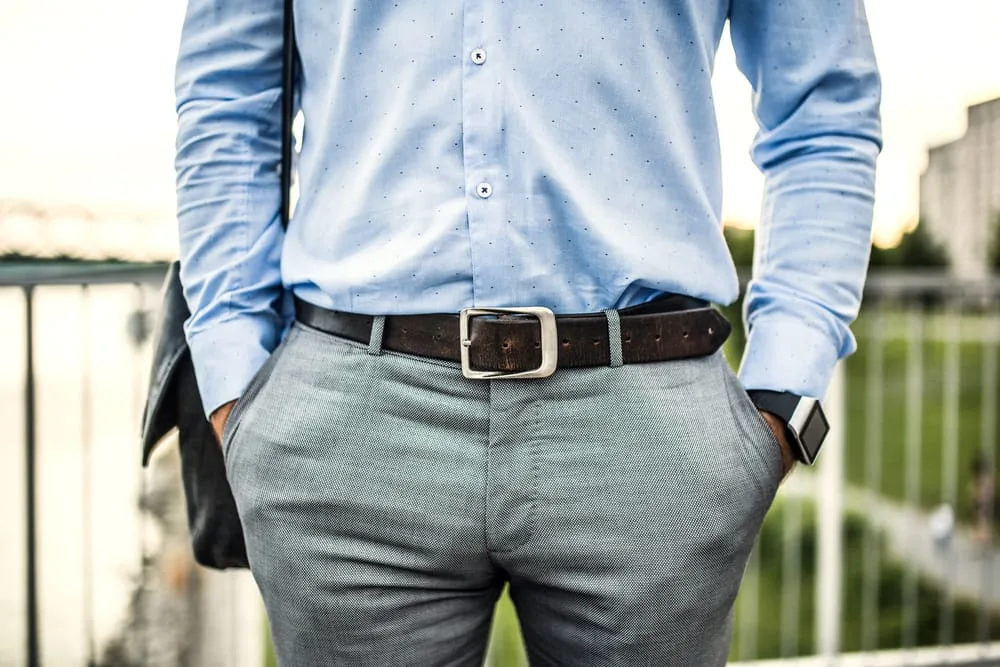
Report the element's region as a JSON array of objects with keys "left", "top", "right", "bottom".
[{"left": 459, "top": 307, "right": 558, "bottom": 379}]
